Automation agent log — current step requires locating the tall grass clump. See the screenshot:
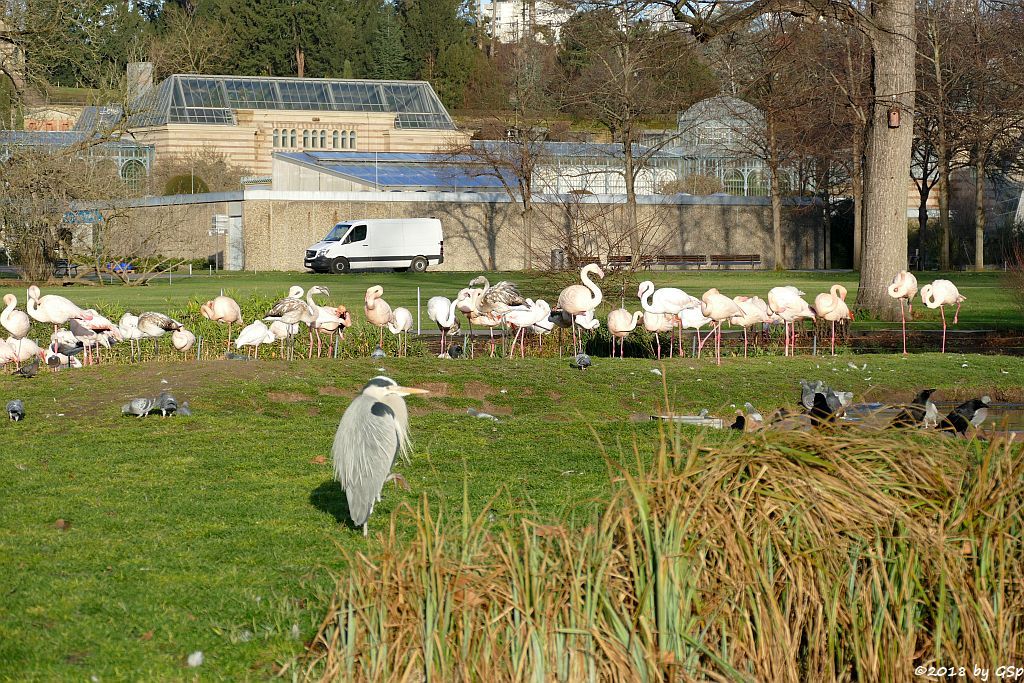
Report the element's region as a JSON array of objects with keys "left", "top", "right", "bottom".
[{"left": 297, "top": 428, "right": 1024, "bottom": 681}]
